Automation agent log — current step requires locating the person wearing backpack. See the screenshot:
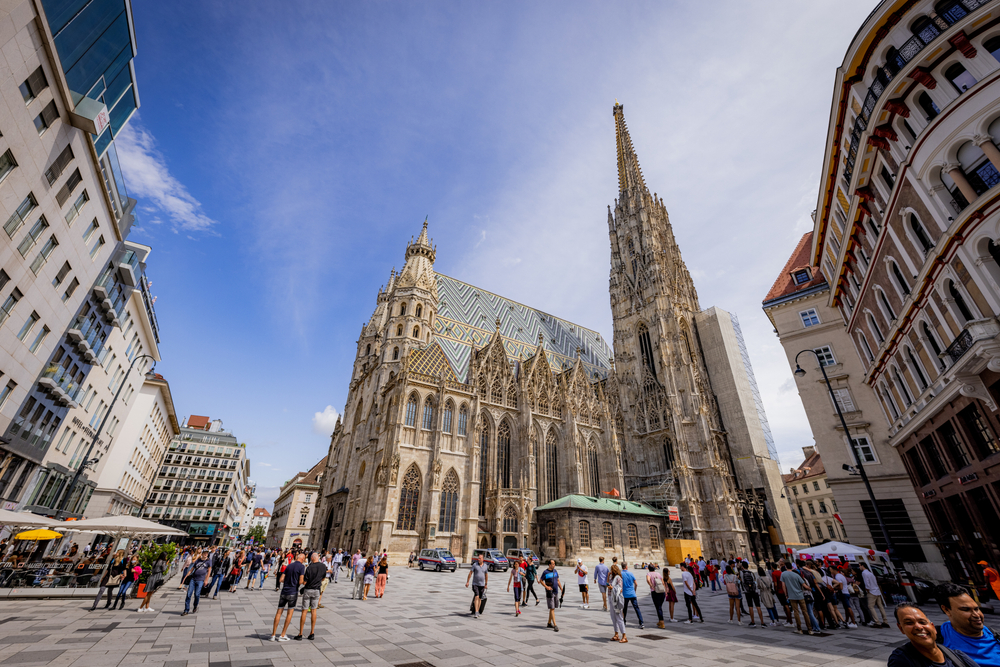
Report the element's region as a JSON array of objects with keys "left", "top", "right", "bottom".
[
  {"left": 724, "top": 564, "right": 742, "bottom": 625},
  {"left": 741, "top": 562, "right": 764, "bottom": 629},
  {"left": 646, "top": 564, "right": 667, "bottom": 628}
]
